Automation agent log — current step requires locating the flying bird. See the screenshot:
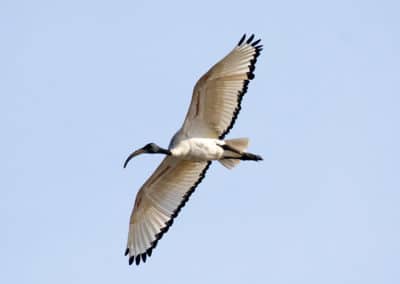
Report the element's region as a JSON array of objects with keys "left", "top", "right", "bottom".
[{"left": 123, "top": 34, "right": 263, "bottom": 265}]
